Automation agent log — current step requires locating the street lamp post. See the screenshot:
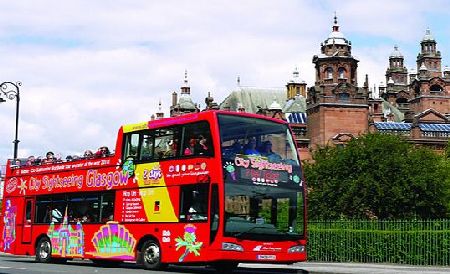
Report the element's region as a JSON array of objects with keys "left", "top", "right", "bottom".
[{"left": 0, "top": 81, "right": 21, "bottom": 159}]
